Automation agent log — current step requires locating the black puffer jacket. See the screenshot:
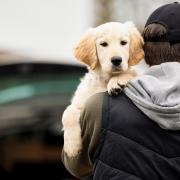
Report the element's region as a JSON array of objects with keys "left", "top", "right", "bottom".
[{"left": 93, "top": 93, "right": 180, "bottom": 180}]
